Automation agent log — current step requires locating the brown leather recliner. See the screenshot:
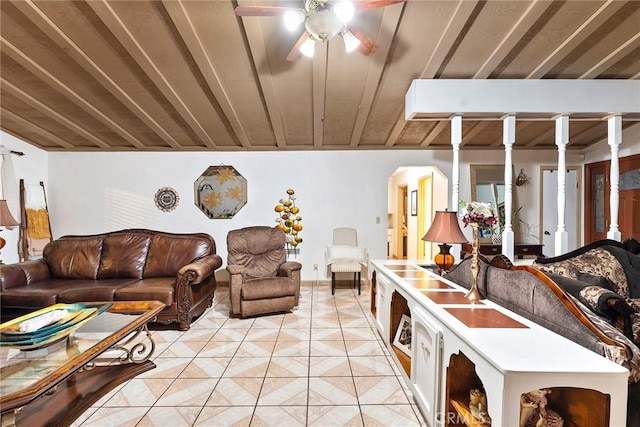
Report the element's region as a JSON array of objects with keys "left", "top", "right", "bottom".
[{"left": 226, "top": 226, "right": 302, "bottom": 317}]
